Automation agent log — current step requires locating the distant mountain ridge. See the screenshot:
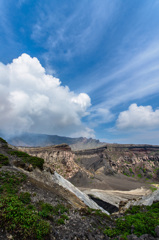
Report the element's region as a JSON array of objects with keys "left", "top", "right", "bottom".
[{"left": 7, "top": 132, "right": 105, "bottom": 150}]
